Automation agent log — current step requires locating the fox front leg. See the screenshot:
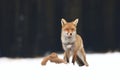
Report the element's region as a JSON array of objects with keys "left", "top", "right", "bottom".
[
  {"left": 63, "top": 51, "right": 70, "bottom": 63},
  {"left": 72, "top": 50, "right": 77, "bottom": 65}
]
